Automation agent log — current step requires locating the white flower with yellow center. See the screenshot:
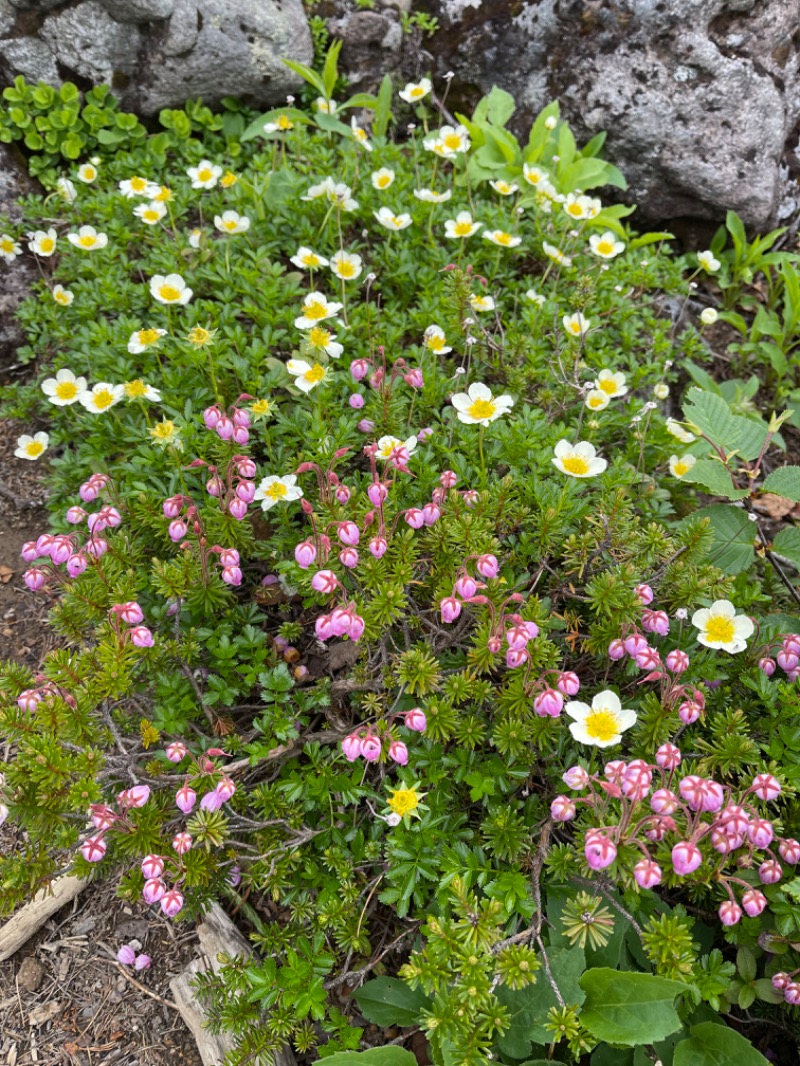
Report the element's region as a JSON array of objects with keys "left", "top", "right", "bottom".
[
  {"left": 566, "top": 690, "right": 636, "bottom": 748},
  {"left": 594, "top": 369, "right": 627, "bottom": 398},
  {"left": 134, "top": 200, "right": 167, "bottom": 225},
  {"left": 563, "top": 193, "right": 601, "bottom": 220},
  {"left": 124, "top": 379, "right": 161, "bottom": 402},
  {"left": 525, "top": 290, "right": 546, "bottom": 307},
  {"left": 535, "top": 179, "right": 564, "bottom": 212},
  {"left": 305, "top": 326, "right": 343, "bottom": 359},
  {"left": 523, "top": 163, "right": 549, "bottom": 187},
  {"left": 428, "top": 125, "right": 470, "bottom": 158},
  {"left": 52, "top": 284, "right": 74, "bottom": 307},
  {"left": 251, "top": 398, "right": 273, "bottom": 420},
  {"left": 692, "top": 599, "right": 753, "bottom": 653},
  {"left": 79, "top": 383, "right": 125, "bottom": 413},
  {"left": 254, "top": 474, "right": 304, "bottom": 511},
  {"left": 214, "top": 210, "right": 251, "bottom": 235},
  {"left": 376, "top": 435, "right": 418, "bottom": 461},
  {"left": 669, "top": 453, "right": 696, "bottom": 479},
  {"left": 330, "top": 251, "right": 363, "bottom": 282},
  {"left": 589, "top": 231, "right": 625, "bottom": 259},
  {"left": 698, "top": 250, "right": 720, "bottom": 273},
  {"left": 374, "top": 207, "right": 412, "bottom": 231},
  {"left": 371, "top": 168, "right": 395, "bottom": 191},
  {"left": 29, "top": 229, "right": 57, "bottom": 257},
  {"left": 287, "top": 359, "right": 328, "bottom": 393},
  {"left": 563, "top": 312, "right": 590, "bottom": 337},
  {"left": 552, "top": 439, "right": 607, "bottom": 478},
  {"left": 290, "top": 247, "right": 329, "bottom": 271},
  {"left": 399, "top": 78, "right": 432, "bottom": 104},
  {"left": 326, "top": 182, "right": 359, "bottom": 212},
  {"left": 424, "top": 325, "right": 452, "bottom": 354},
  {"left": 187, "top": 160, "right": 222, "bottom": 189},
  {"left": 14, "top": 432, "right": 49, "bottom": 461},
  {"left": 154, "top": 185, "right": 173, "bottom": 203},
  {"left": 585, "top": 389, "right": 610, "bottom": 412},
  {"left": 67, "top": 225, "right": 108, "bottom": 251},
  {"left": 150, "top": 419, "right": 182, "bottom": 448},
  {"left": 119, "top": 176, "right": 159, "bottom": 198},
  {"left": 128, "top": 327, "right": 167, "bottom": 354},
  {"left": 41, "top": 369, "right": 87, "bottom": 407},
  {"left": 444, "top": 211, "right": 481, "bottom": 239},
  {"left": 653, "top": 383, "right": 670, "bottom": 400},
  {"left": 56, "top": 177, "right": 77, "bottom": 203},
  {"left": 490, "top": 180, "right": 518, "bottom": 196},
  {"left": 0, "top": 234, "right": 21, "bottom": 263},
  {"left": 315, "top": 98, "right": 338, "bottom": 114},
  {"left": 414, "top": 187, "right": 452, "bottom": 203},
  {"left": 187, "top": 228, "right": 204, "bottom": 249},
  {"left": 294, "top": 292, "right": 343, "bottom": 329},
  {"left": 666, "top": 418, "right": 695, "bottom": 444},
  {"left": 483, "top": 229, "right": 521, "bottom": 248},
  {"left": 469, "top": 293, "right": 496, "bottom": 312},
  {"left": 351, "top": 118, "right": 372, "bottom": 152},
  {"left": 451, "top": 382, "right": 514, "bottom": 426},
  {"left": 543, "top": 241, "right": 572, "bottom": 268},
  {"left": 150, "top": 273, "right": 193, "bottom": 305},
  {"left": 302, "top": 177, "right": 335, "bottom": 201},
  {"left": 77, "top": 162, "right": 98, "bottom": 183},
  {"left": 700, "top": 307, "right": 718, "bottom": 326},
  {"left": 264, "top": 114, "right": 294, "bottom": 133}
]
